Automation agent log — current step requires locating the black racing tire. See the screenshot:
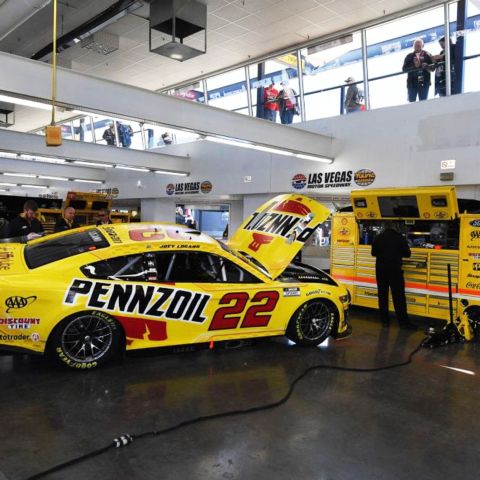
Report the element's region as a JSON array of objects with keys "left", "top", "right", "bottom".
[
  {"left": 286, "top": 299, "right": 336, "bottom": 346},
  {"left": 47, "top": 311, "right": 123, "bottom": 370}
]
